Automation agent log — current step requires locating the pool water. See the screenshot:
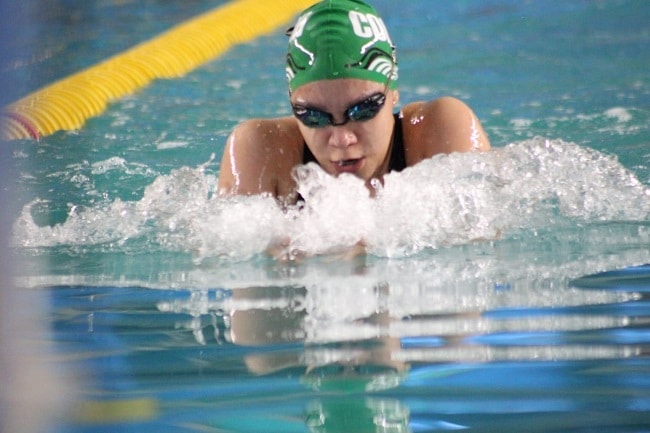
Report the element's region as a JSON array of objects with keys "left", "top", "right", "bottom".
[{"left": 2, "top": 1, "right": 650, "bottom": 432}]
